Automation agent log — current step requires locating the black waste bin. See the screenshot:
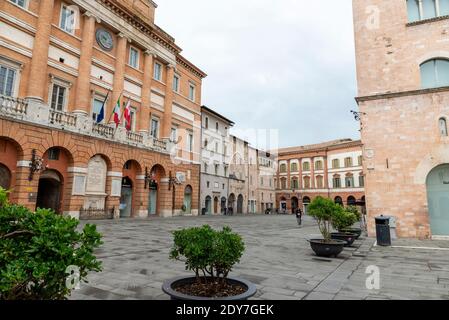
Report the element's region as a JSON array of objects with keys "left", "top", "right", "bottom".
[{"left": 375, "top": 216, "right": 391, "bottom": 246}]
